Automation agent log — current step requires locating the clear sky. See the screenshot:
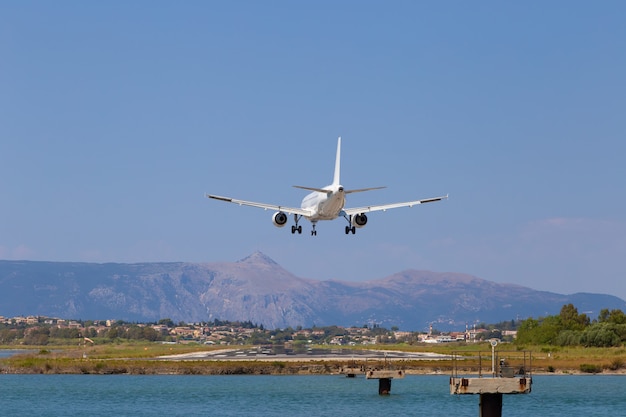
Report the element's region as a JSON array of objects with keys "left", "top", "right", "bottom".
[{"left": 2, "top": 2, "right": 625, "bottom": 301}]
